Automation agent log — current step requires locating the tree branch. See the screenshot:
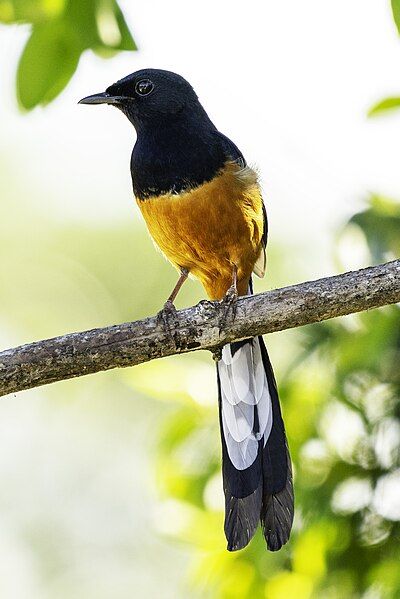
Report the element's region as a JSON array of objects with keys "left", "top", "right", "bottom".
[{"left": 0, "top": 260, "right": 399, "bottom": 397}]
